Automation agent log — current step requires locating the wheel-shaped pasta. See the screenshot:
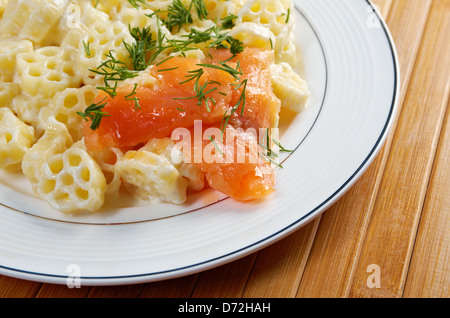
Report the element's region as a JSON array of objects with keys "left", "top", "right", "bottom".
[
  {"left": 116, "top": 141, "right": 191, "bottom": 205},
  {"left": 0, "top": 39, "right": 33, "bottom": 83},
  {"left": 15, "top": 46, "right": 81, "bottom": 99},
  {"left": 22, "top": 118, "right": 73, "bottom": 185},
  {"left": 0, "top": 0, "right": 67, "bottom": 45},
  {"left": 0, "top": 107, "right": 34, "bottom": 168},
  {"left": 37, "top": 140, "right": 106, "bottom": 213},
  {"left": 271, "top": 62, "right": 310, "bottom": 113},
  {"left": 39, "top": 86, "right": 98, "bottom": 142}
]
